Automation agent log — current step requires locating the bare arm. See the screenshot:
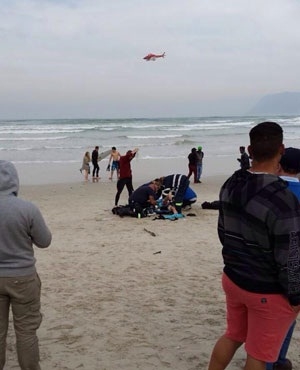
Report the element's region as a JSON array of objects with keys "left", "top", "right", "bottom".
[{"left": 148, "top": 195, "right": 157, "bottom": 206}]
